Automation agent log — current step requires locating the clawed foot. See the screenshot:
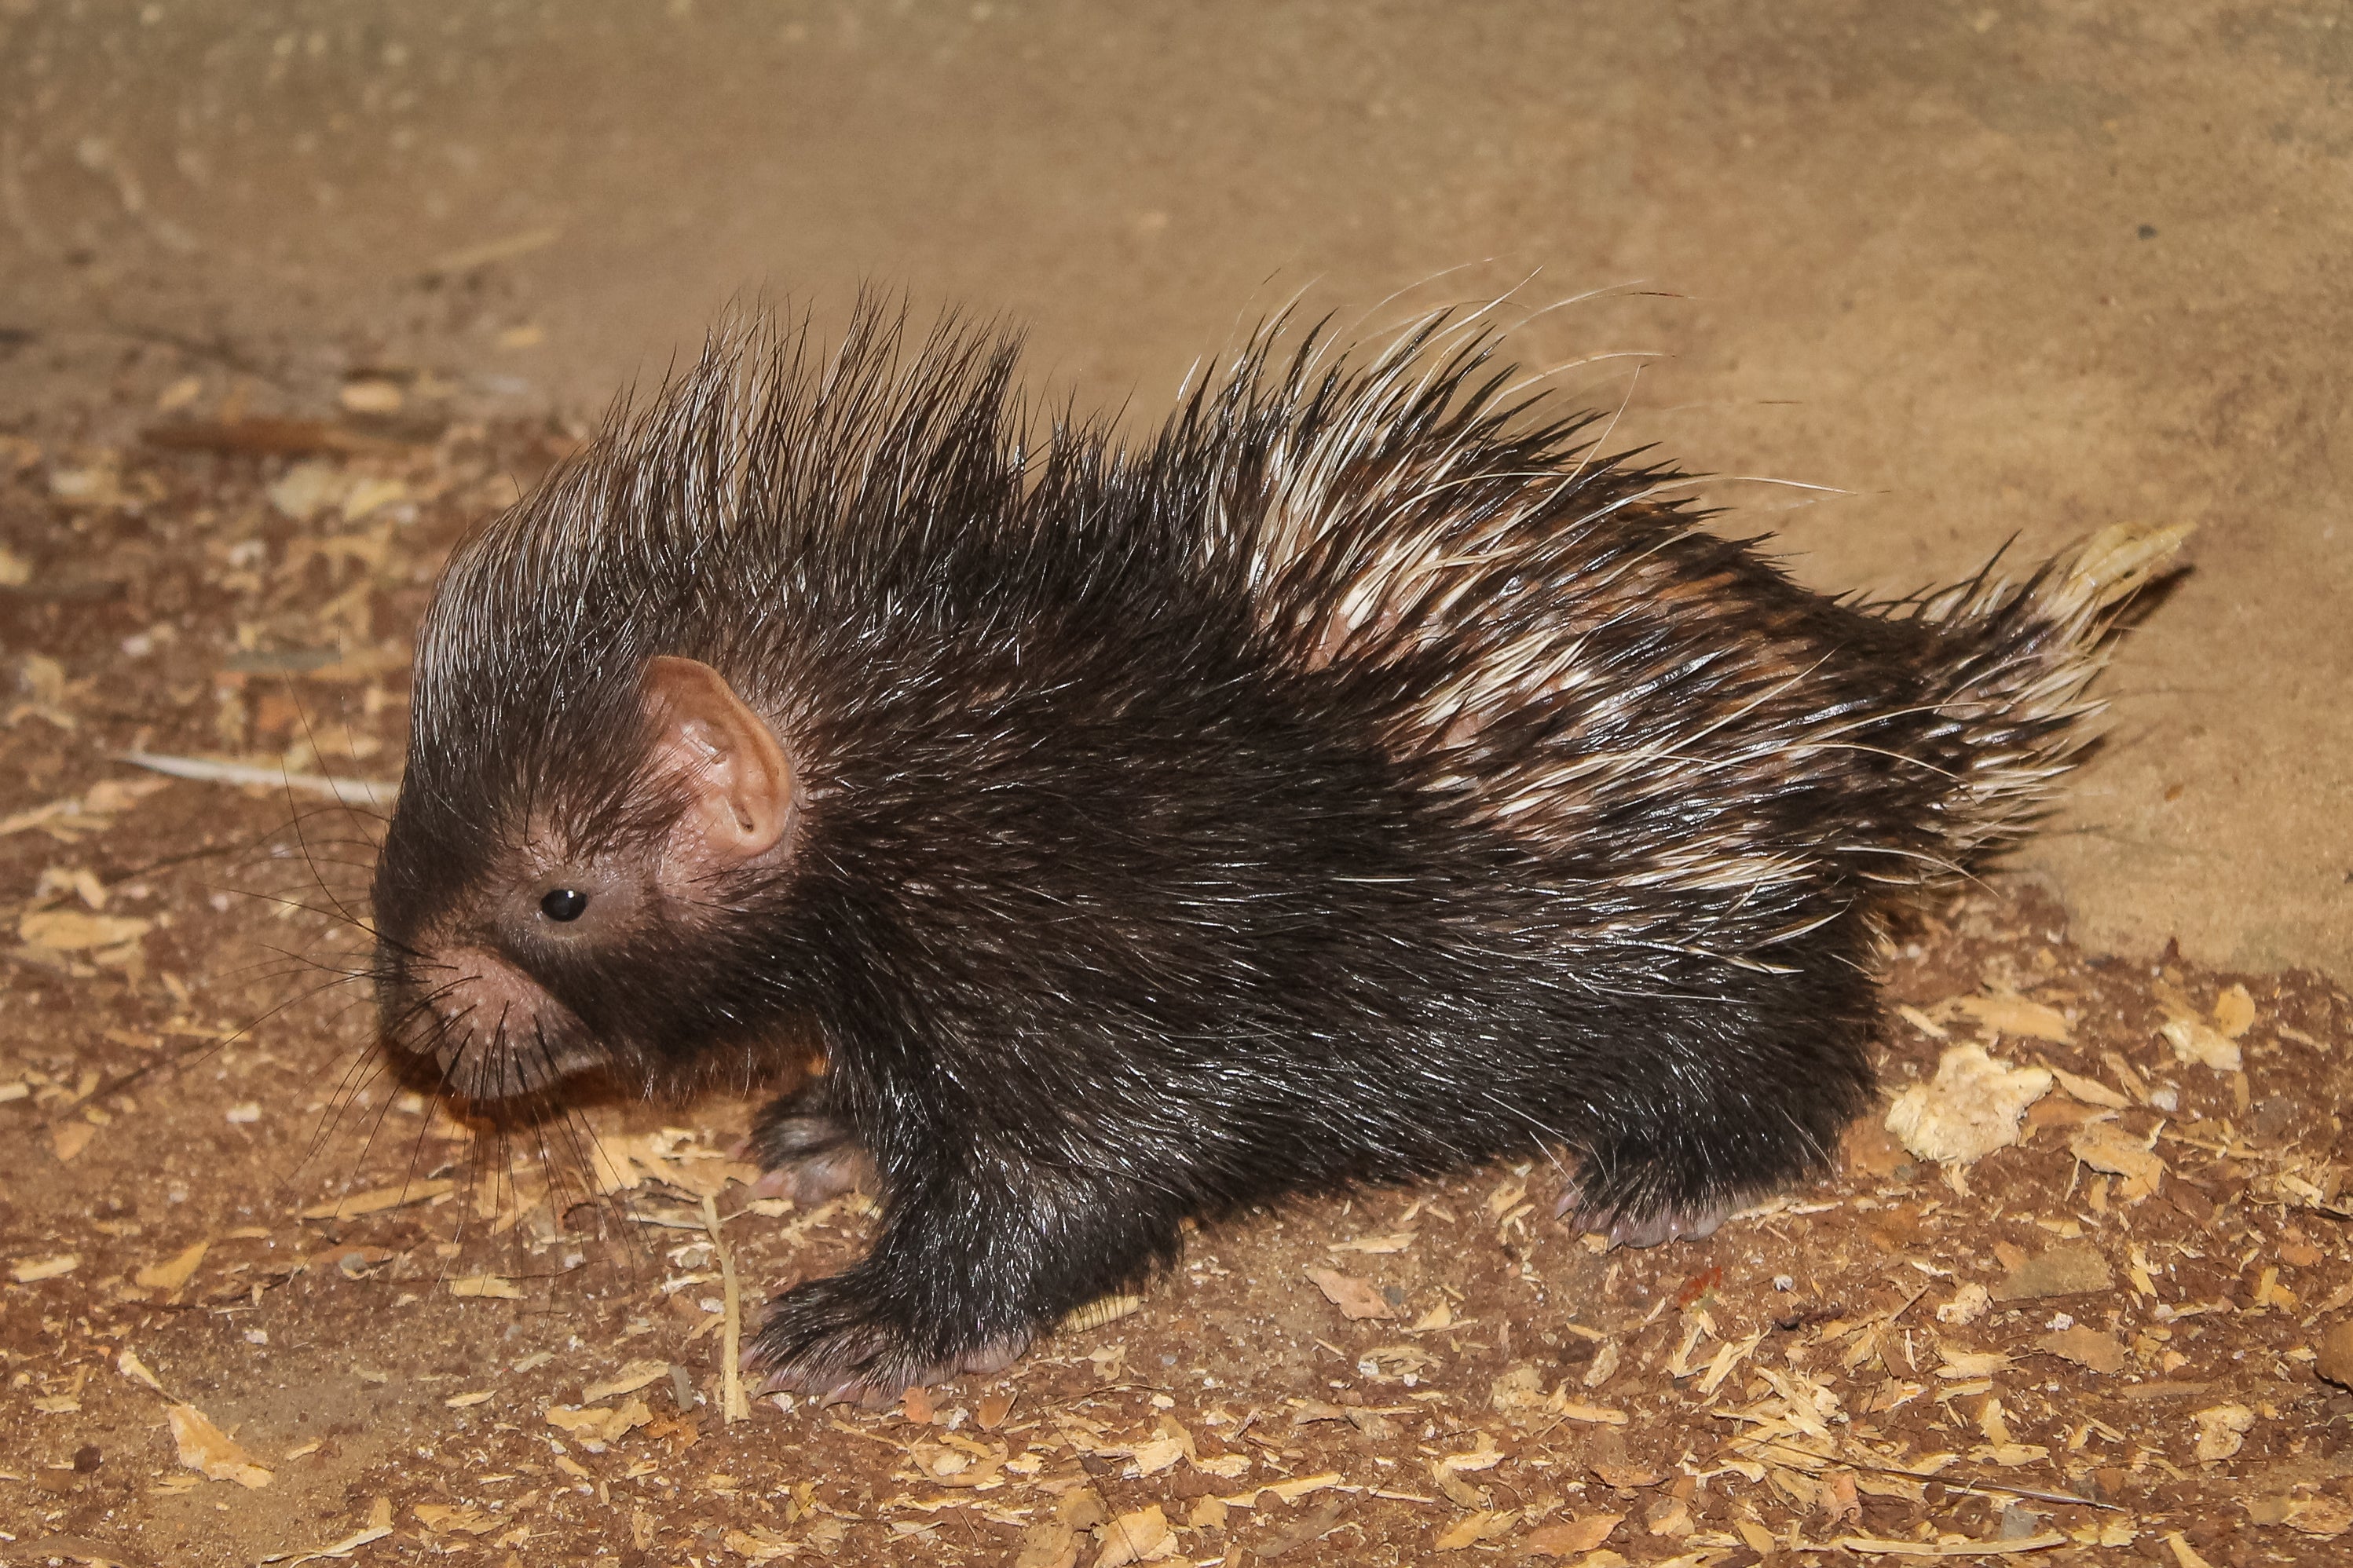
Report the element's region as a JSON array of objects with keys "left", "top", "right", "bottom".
[
  {"left": 742, "top": 1276, "right": 1026, "bottom": 1409},
  {"left": 1554, "top": 1182, "right": 1730, "bottom": 1248},
  {"left": 739, "top": 1104, "right": 875, "bottom": 1207}
]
